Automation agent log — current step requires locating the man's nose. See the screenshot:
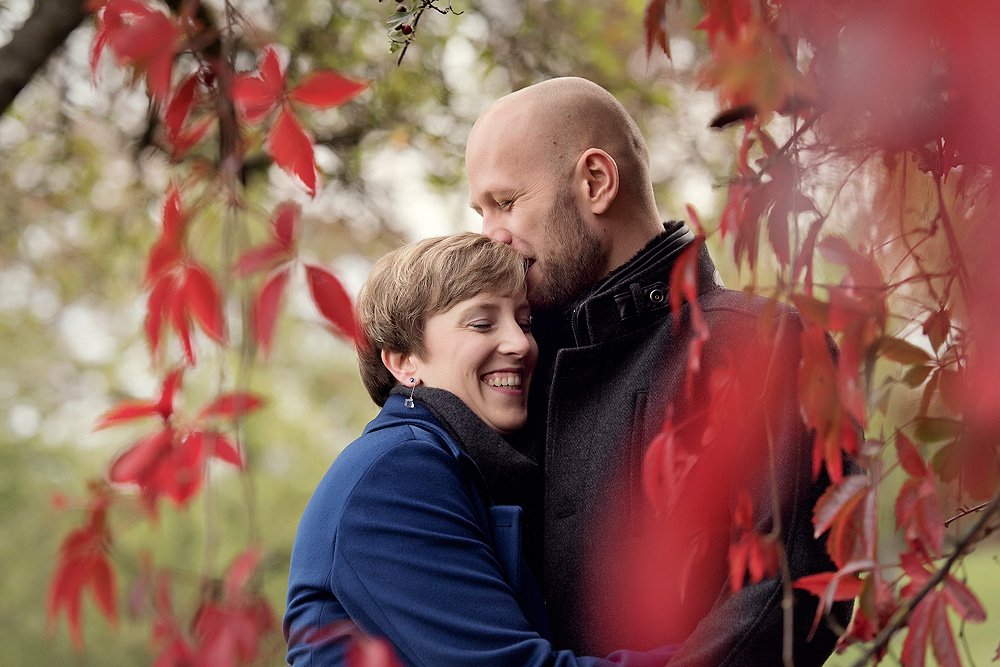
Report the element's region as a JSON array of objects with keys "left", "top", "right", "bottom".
[{"left": 482, "top": 216, "right": 513, "bottom": 245}]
